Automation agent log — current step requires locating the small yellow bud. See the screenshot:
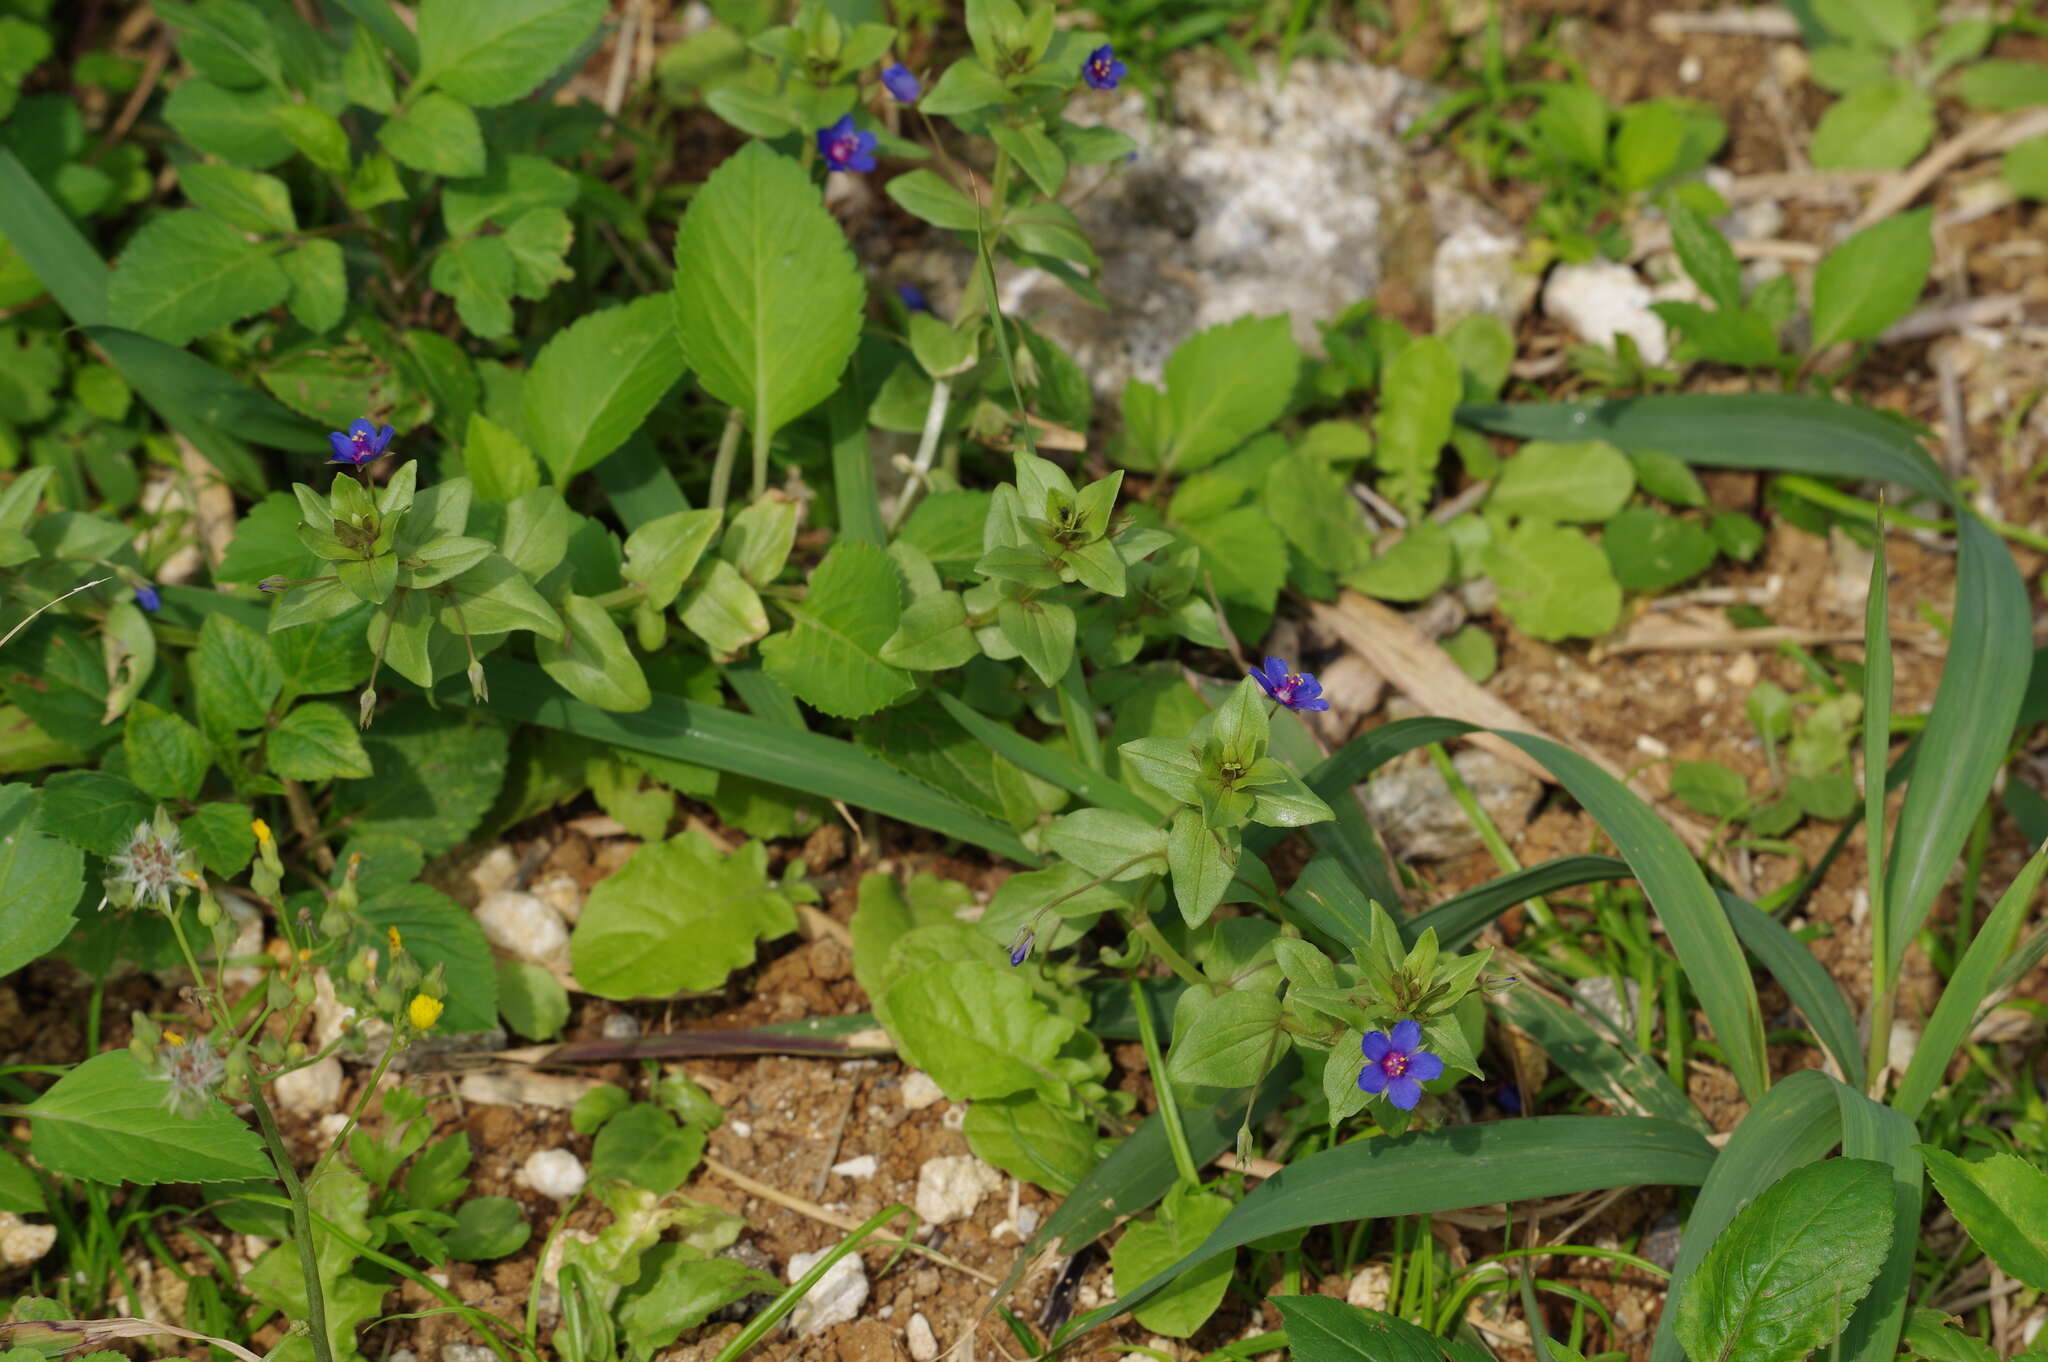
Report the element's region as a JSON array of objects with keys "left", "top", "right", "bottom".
[
  {"left": 408, "top": 994, "right": 443, "bottom": 1030},
  {"left": 387, "top": 925, "right": 403, "bottom": 953},
  {"left": 297, "top": 947, "right": 312, "bottom": 963},
  {"left": 164, "top": 1029, "right": 186, "bottom": 1047},
  {"left": 252, "top": 818, "right": 272, "bottom": 844}
]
